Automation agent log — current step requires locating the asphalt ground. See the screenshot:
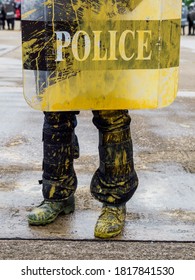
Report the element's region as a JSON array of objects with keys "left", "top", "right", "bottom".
[{"left": 0, "top": 22, "right": 195, "bottom": 259}]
